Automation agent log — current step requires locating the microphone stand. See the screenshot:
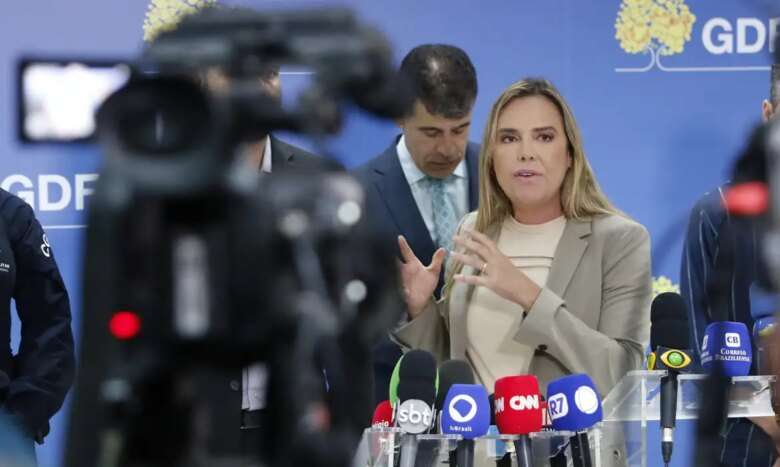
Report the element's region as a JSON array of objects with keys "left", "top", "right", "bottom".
[{"left": 513, "top": 435, "right": 533, "bottom": 467}]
